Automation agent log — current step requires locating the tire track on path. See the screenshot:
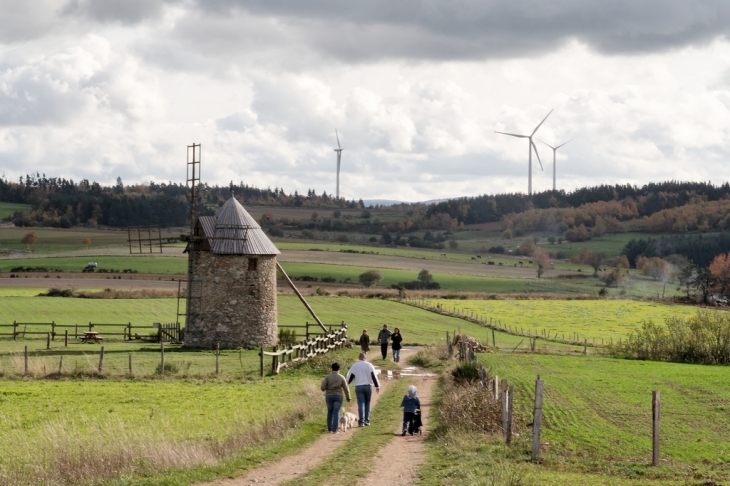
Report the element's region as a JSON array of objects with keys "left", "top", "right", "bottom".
[{"left": 357, "top": 359, "right": 436, "bottom": 486}]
